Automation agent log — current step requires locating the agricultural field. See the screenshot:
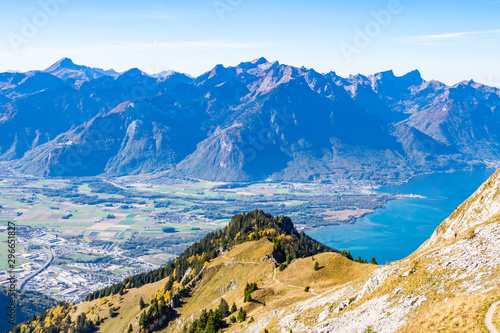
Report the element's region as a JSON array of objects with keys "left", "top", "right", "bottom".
[
  {"left": 0, "top": 175, "right": 394, "bottom": 243},
  {"left": 0, "top": 174, "right": 396, "bottom": 302}
]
